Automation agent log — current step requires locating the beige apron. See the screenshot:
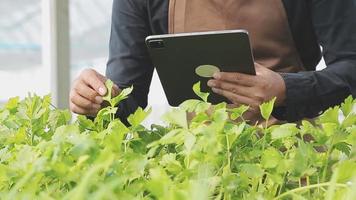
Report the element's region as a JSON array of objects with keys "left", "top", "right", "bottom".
[
  {"left": 168, "top": 0, "right": 304, "bottom": 72},
  {"left": 169, "top": 0, "right": 304, "bottom": 124}
]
